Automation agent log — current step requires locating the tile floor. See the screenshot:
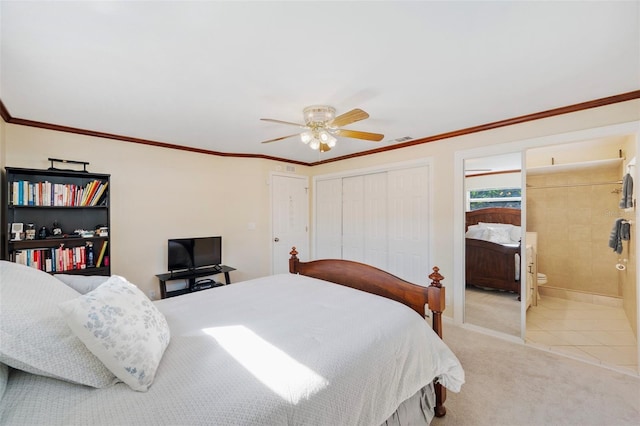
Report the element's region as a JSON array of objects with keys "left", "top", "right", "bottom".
[{"left": 526, "top": 295, "right": 638, "bottom": 375}]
